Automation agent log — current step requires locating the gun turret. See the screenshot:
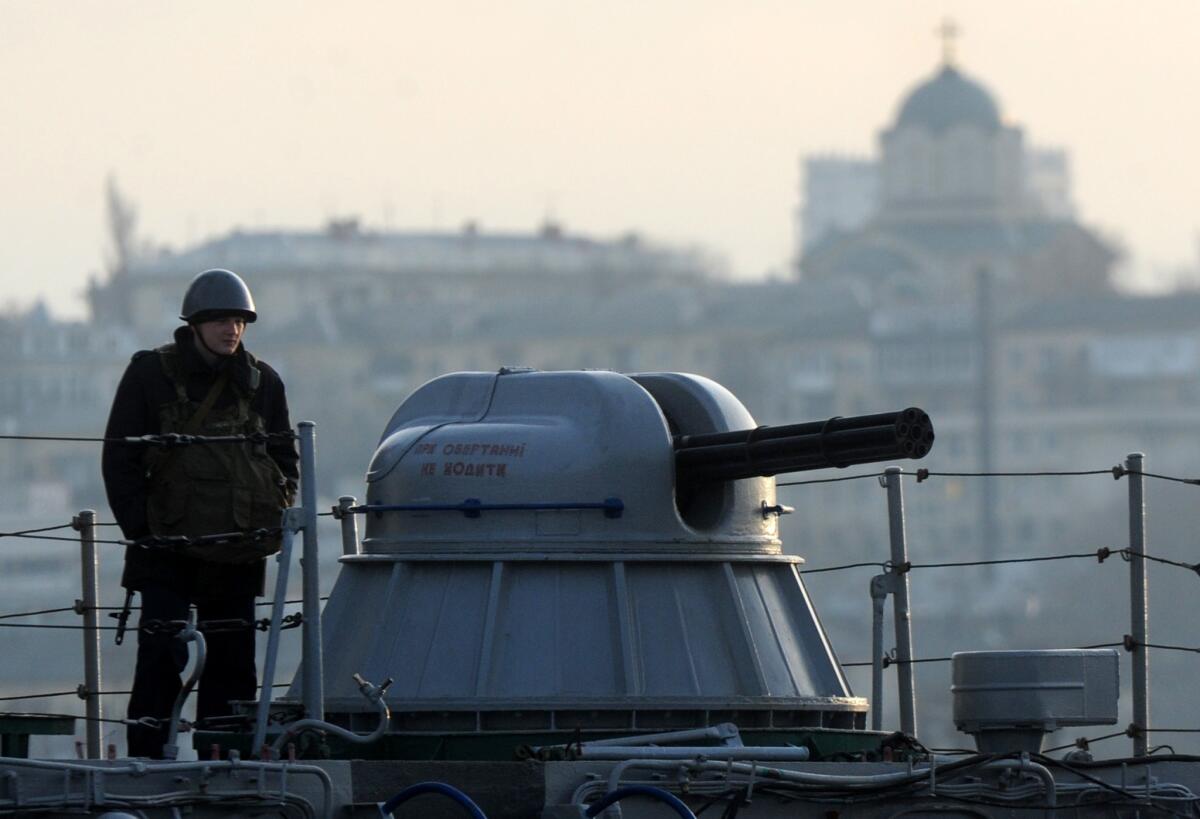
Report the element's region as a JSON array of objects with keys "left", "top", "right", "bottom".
[
  {"left": 674, "top": 407, "right": 934, "bottom": 485},
  {"left": 324, "top": 371, "right": 928, "bottom": 739}
]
